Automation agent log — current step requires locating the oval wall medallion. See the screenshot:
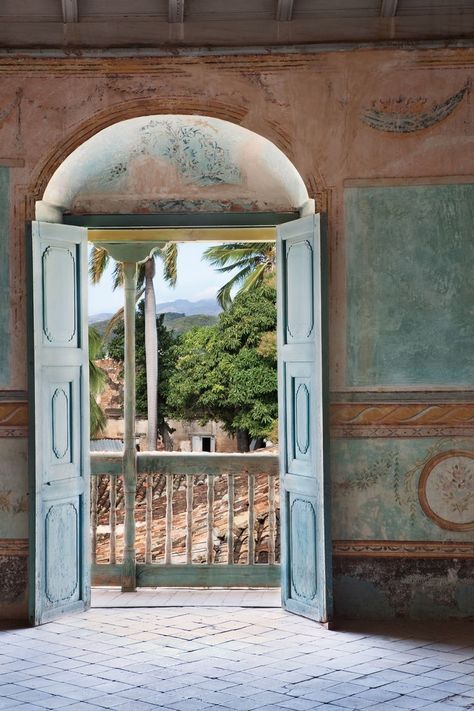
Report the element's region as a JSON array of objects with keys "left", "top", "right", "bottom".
[{"left": 418, "top": 450, "right": 474, "bottom": 532}]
